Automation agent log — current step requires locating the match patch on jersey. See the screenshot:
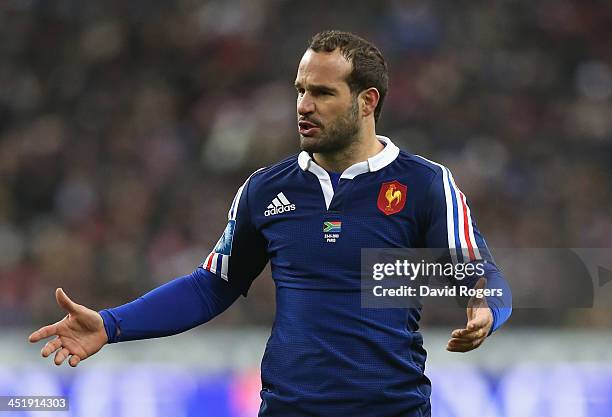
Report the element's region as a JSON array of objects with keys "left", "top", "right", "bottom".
[
  {"left": 213, "top": 219, "right": 236, "bottom": 255},
  {"left": 323, "top": 221, "right": 342, "bottom": 233},
  {"left": 323, "top": 219, "right": 342, "bottom": 243},
  {"left": 377, "top": 180, "right": 407, "bottom": 216}
]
